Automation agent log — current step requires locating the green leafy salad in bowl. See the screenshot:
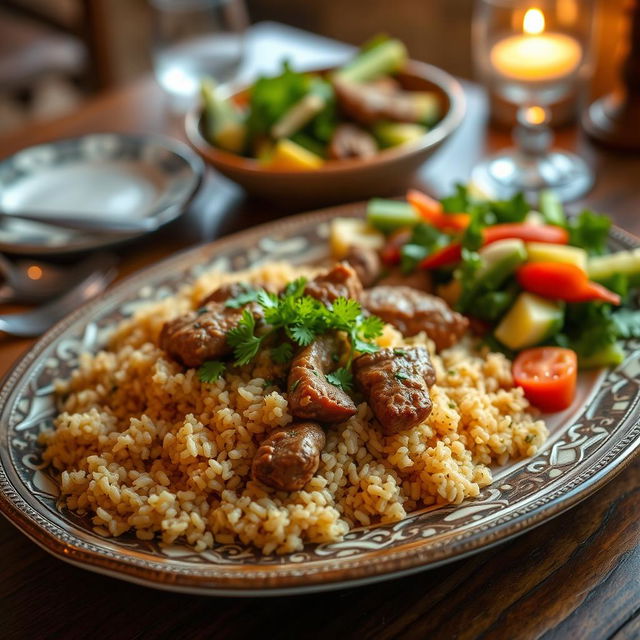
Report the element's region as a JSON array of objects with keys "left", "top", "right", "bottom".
[{"left": 199, "top": 36, "right": 443, "bottom": 170}]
